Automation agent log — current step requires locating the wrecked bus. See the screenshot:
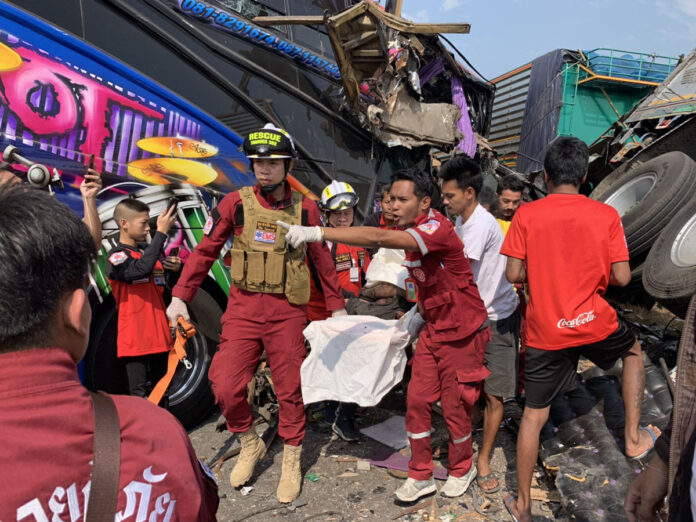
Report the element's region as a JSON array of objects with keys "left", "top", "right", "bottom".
[{"left": 0, "top": 0, "right": 493, "bottom": 427}]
